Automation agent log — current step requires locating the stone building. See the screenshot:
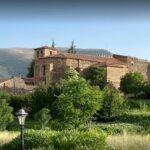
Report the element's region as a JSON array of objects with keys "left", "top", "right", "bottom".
[
  {"left": 34, "top": 46, "right": 150, "bottom": 89},
  {"left": 0, "top": 77, "right": 35, "bottom": 93}
]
